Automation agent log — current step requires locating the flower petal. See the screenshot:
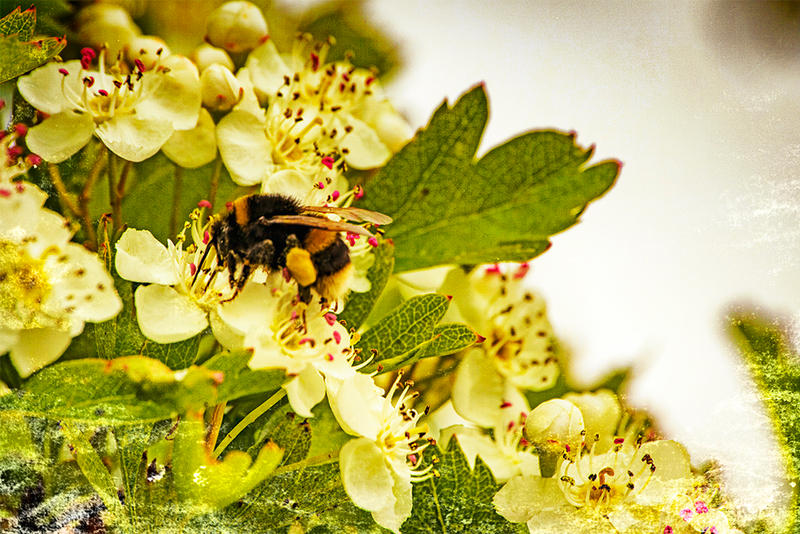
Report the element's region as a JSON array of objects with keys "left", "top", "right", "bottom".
[
  {"left": 245, "top": 40, "right": 290, "bottom": 103},
  {"left": 339, "top": 115, "right": 391, "bottom": 169},
  {"left": 96, "top": 114, "right": 173, "bottom": 162},
  {"left": 216, "top": 110, "right": 271, "bottom": 185},
  {"left": 43, "top": 242, "right": 122, "bottom": 323},
  {"left": 327, "top": 372, "right": 383, "bottom": 439},
  {"left": 137, "top": 55, "right": 201, "bottom": 131},
  {"left": 215, "top": 281, "right": 274, "bottom": 334},
  {"left": 134, "top": 284, "right": 207, "bottom": 344},
  {"left": 161, "top": 108, "right": 217, "bottom": 168},
  {"left": 17, "top": 60, "right": 83, "bottom": 115},
  {"left": 451, "top": 348, "right": 506, "bottom": 427},
  {"left": 0, "top": 328, "right": 19, "bottom": 354},
  {"left": 25, "top": 111, "right": 95, "bottom": 163},
  {"left": 283, "top": 366, "right": 326, "bottom": 418},
  {"left": 340, "top": 438, "right": 395, "bottom": 512},
  {"left": 492, "top": 475, "right": 565, "bottom": 523},
  {"left": 371, "top": 469, "right": 413, "bottom": 533},
  {"left": 9, "top": 327, "right": 74, "bottom": 377},
  {"left": 115, "top": 228, "right": 179, "bottom": 285},
  {"left": 0, "top": 182, "right": 48, "bottom": 238}
]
